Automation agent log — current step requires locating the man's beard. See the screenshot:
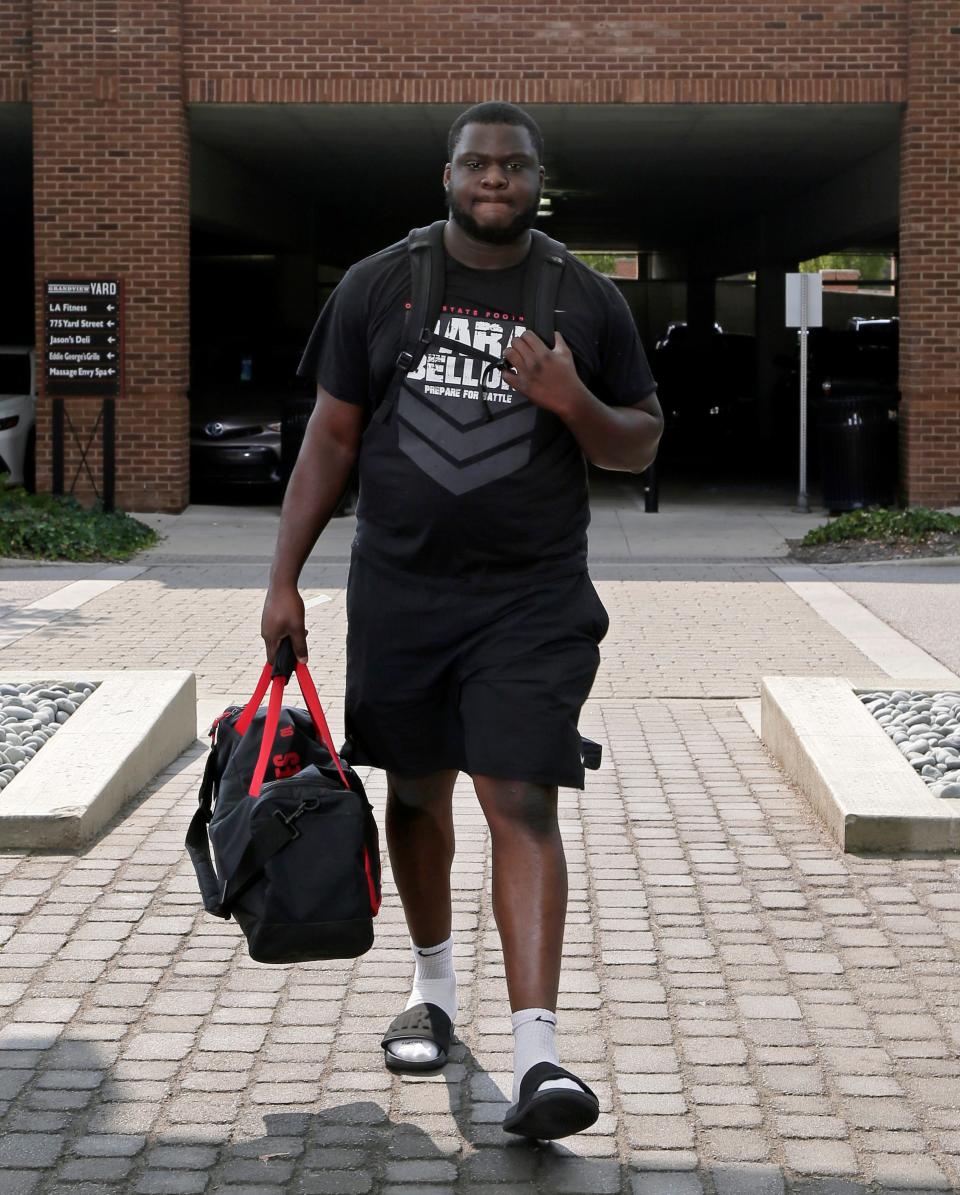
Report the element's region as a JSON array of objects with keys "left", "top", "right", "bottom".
[{"left": 446, "top": 187, "right": 542, "bottom": 245}]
